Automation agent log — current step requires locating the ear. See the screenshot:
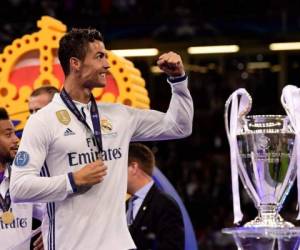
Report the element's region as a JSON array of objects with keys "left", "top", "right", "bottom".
[
  {"left": 70, "top": 57, "right": 81, "bottom": 72},
  {"left": 128, "top": 161, "right": 139, "bottom": 174}
]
